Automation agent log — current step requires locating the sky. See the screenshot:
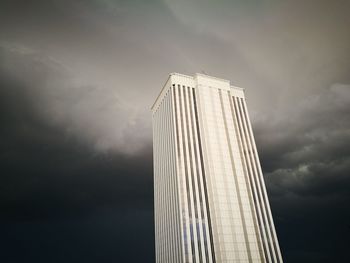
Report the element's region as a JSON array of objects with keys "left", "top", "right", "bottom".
[{"left": 0, "top": 0, "right": 349, "bottom": 262}]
